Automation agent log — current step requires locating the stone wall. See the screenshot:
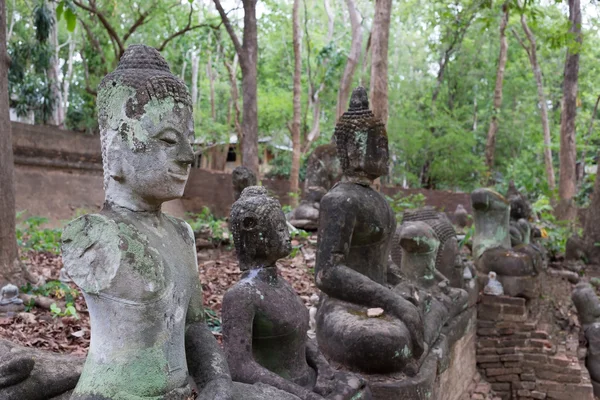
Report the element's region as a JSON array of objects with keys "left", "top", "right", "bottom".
[
  {"left": 476, "top": 294, "right": 594, "bottom": 400},
  {"left": 11, "top": 122, "right": 472, "bottom": 223}
]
